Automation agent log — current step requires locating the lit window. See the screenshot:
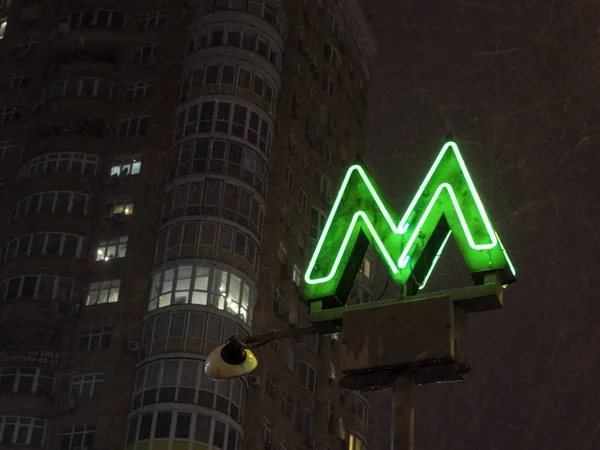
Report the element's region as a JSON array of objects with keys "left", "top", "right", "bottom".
[
  {"left": 70, "top": 373, "right": 104, "bottom": 399},
  {"left": 110, "top": 158, "right": 141, "bottom": 176},
  {"left": 86, "top": 280, "right": 121, "bottom": 305},
  {"left": 108, "top": 199, "right": 135, "bottom": 216},
  {"left": 292, "top": 264, "right": 302, "bottom": 286},
  {"left": 349, "top": 434, "right": 366, "bottom": 450},
  {"left": 148, "top": 264, "right": 255, "bottom": 324},
  {"left": 0, "top": 18, "right": 7, "bottom": 40},
  {"left": 0, "top": 416, "right": 45, "bottom": 445},
  {"left": 60, "top": 424, "right": 95, "bottom": 450},
  {"left": 95, "top": 236, "right": 128, "bottom": 261}
]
